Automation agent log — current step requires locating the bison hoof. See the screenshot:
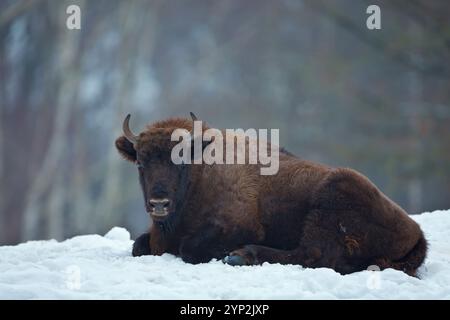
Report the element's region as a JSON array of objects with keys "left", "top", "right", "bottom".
[
  {"left": 223, "top": 255, "right": 246, "bottom": 266},
  {"left": 222, "top": 246, "right": 258, "bottom": 266}
]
